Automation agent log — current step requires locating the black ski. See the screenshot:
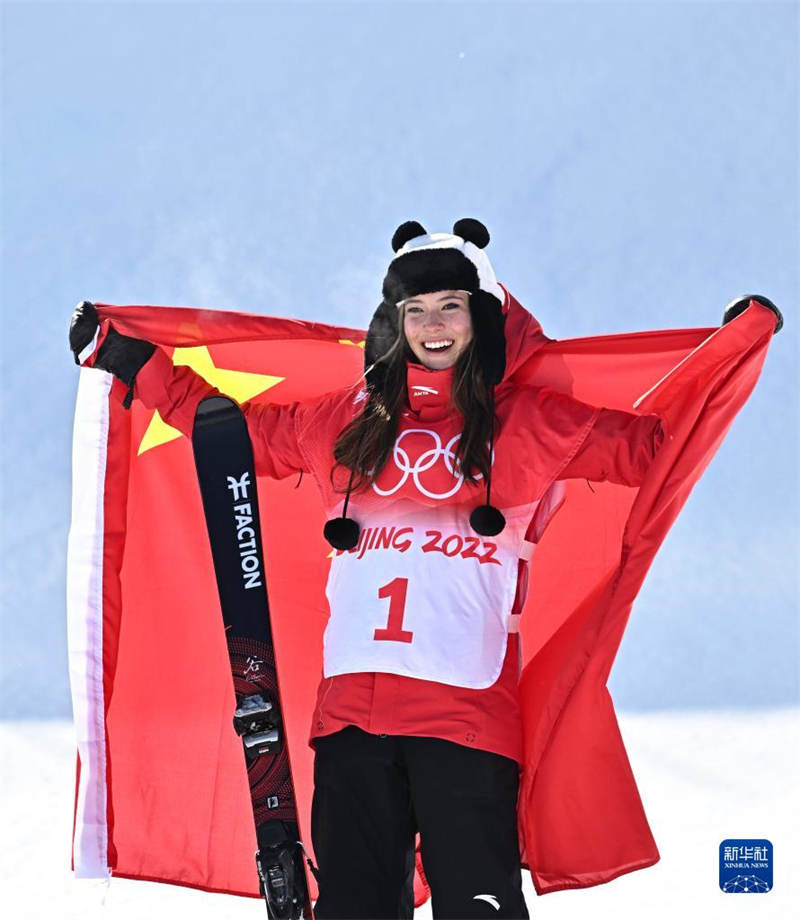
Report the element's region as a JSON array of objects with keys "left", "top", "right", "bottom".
[{"left": 192, "top": 395, "right": 317, "bottom": 919}]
